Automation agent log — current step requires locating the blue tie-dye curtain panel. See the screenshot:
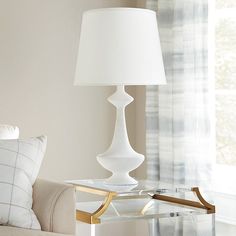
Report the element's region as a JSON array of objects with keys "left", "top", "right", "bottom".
[{"left": 145, "top": 0, "right": 215, "bottom": 235}]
